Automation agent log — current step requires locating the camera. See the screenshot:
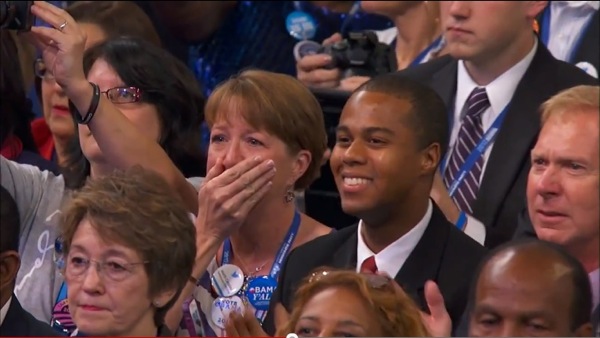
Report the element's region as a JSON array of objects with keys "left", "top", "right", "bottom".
[
  {"left": 319, "top": 31, "right": 397, "bottom": 79},
  {"left": 0, "top": 1, "right": 33, "bottom": 31}
]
